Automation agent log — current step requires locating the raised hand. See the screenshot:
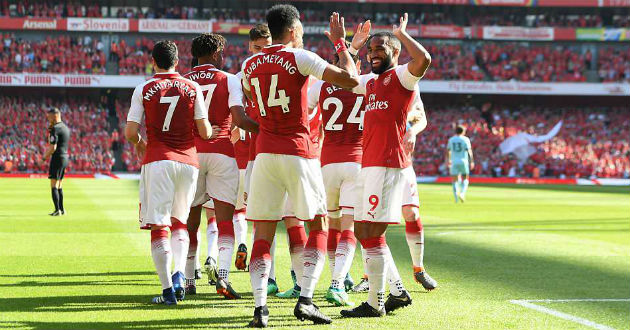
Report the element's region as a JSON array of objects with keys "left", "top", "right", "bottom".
[
  {"left": 135, "top": 139, "right": 147, "bottom": 159},
  {"left": 393, "top": 13, "right": 408, "bottom": 37},
  {"left": 351, "top": 20, "right": 371, "bottom": 50},
  {"left": 324, "top": 12, "right": 346, "bottom": 43}
]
